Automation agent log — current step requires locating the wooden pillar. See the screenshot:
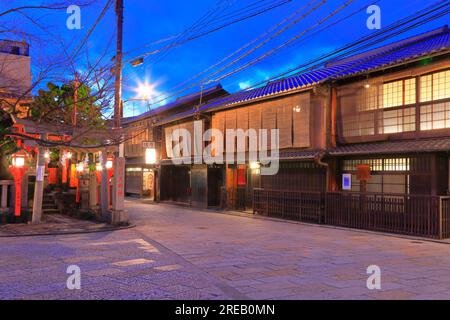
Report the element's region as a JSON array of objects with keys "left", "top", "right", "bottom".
[
  {"left": 1, "top": 183, "right": 8, "bottom": 211},
  {"left": 21, "top": 173, "right": 28, "bottom": 210},
  {"left": 89, "top": 171, "right": 98, "bottom": 209},
  {"left": 32, "top": 147, "right": 45, "bottom": 224},
  {"left": 327, "top": 159, "right": 338, "bottom": 192},
  {"left": 100, "top": 150, "right": 109, "bottom": 221},
  {"left": 431, "top": 153, "right": 437, "bottom": 196}
]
